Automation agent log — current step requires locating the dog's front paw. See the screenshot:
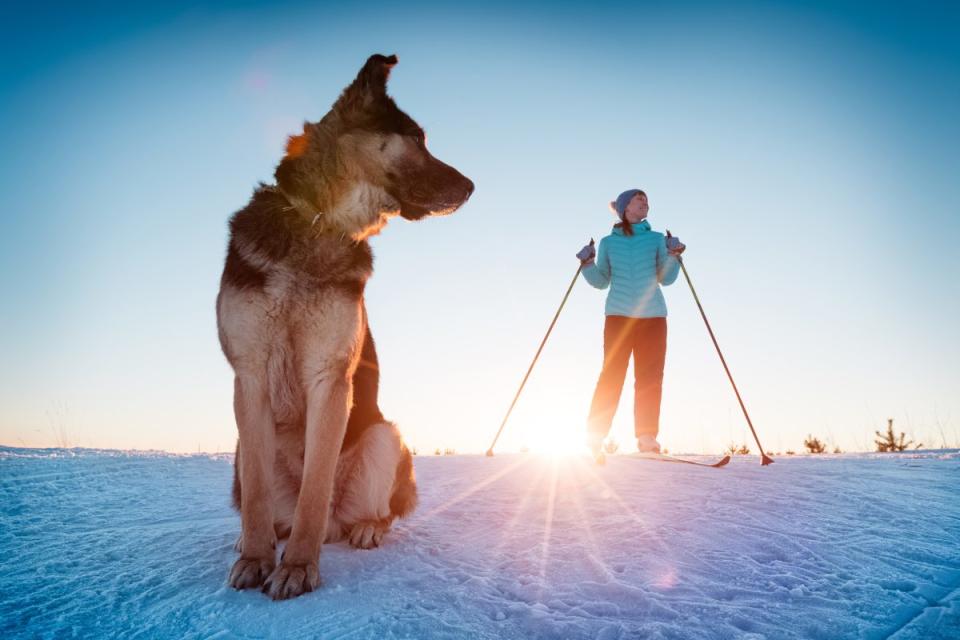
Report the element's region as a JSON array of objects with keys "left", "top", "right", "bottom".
[
  {"left": 262, "top": 560, "right": 320, "bottom": 600},
  {"left": 229, "top": 556, "right": 275, "bottom": 590},
  {"left": 348, "top": 521, "right": 389, "bottom": 549}
]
